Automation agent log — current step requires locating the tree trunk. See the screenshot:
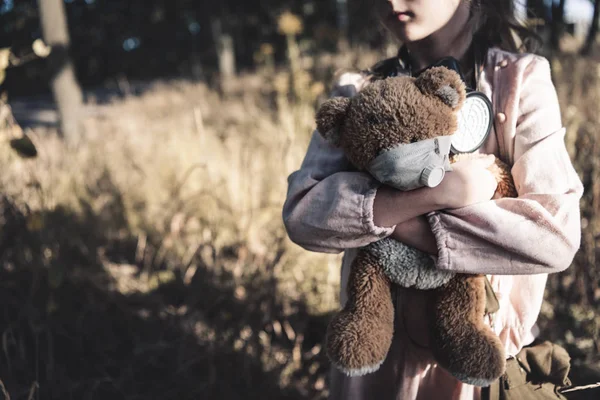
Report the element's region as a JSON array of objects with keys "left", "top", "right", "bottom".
[
  {"left": 527, "top": 0, "right": 547, "bottom": 20},
  {"left": 336, "top": 0, "right": 350, "bottom": 51},
  {"left": 582, "top": 0, "right": 600, "bottom": 55},
  {"left": 211, "top": 19, "right": 236, "bottom": 86},
  {"left": 37, "top": 0, "right": 83, "bottom": 145},
  {"left": 550, "top": 0, "right": 566, "bottom": 51}
]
